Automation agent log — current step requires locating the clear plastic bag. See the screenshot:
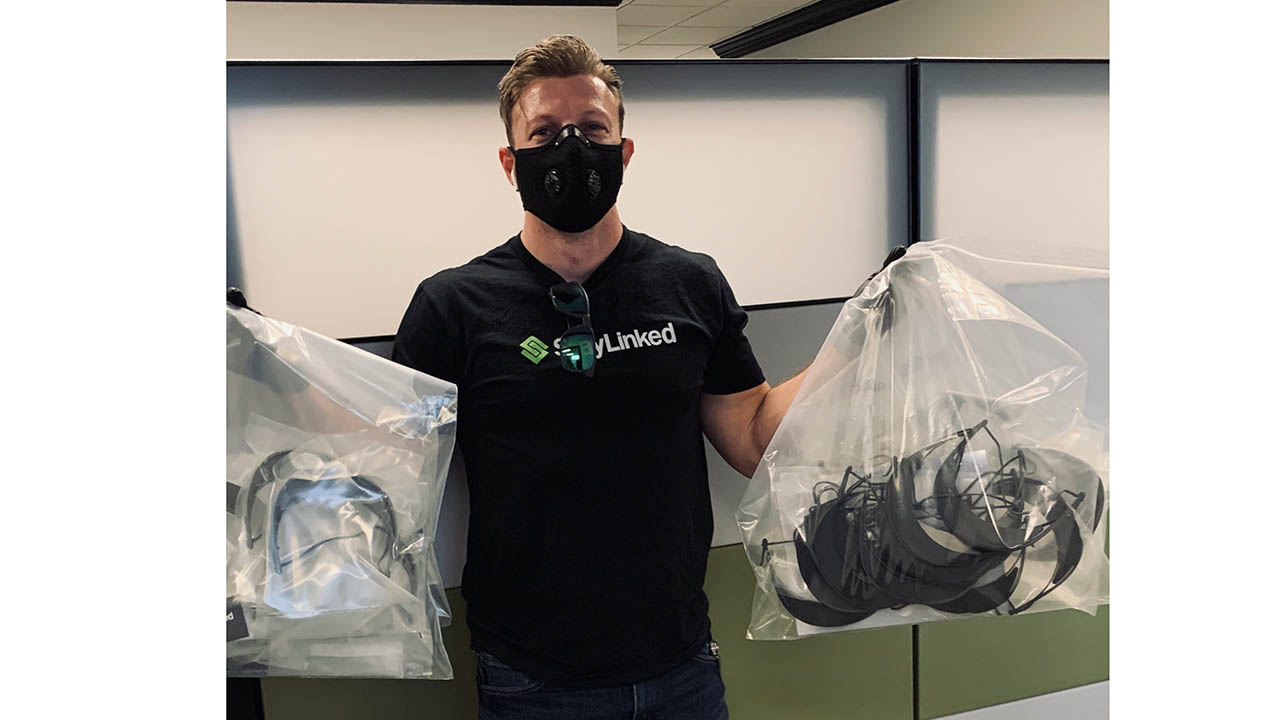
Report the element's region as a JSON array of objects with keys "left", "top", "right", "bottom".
[
  {"left": 737, "top": 240, "right": 1109, "bottom": 639},
  {"left": 227, "top": 304, "right": 458, "bottom": 677}
]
